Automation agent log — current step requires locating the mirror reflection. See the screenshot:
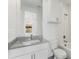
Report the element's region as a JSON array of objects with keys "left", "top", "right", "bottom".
[{"left": 21, "top": 0, "right": 42, "bottom": 36}]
